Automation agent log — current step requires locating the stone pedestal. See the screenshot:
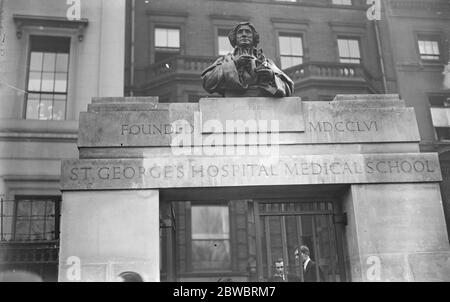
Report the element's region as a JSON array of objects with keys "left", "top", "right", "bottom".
[
  {"left": 58, "top": 190, "right": 159, "bottom": 282},
  {"left": 344, "top": 184, "right": 450, "bottom": 281},
  {"left": 60, "top": 94, "right": 450, "bottom": 281}
]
